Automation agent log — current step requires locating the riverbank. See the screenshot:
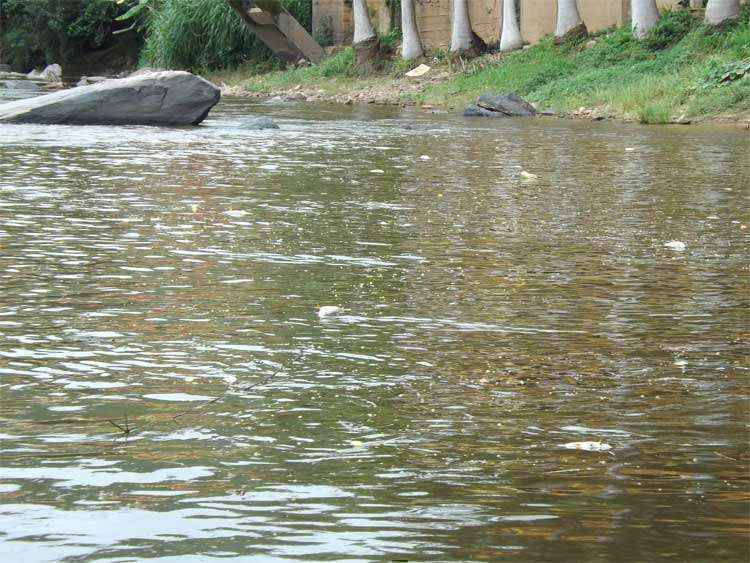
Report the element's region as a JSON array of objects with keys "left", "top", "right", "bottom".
[{"left": 209, "top": 10, "right": 750, "bottom": 126}]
